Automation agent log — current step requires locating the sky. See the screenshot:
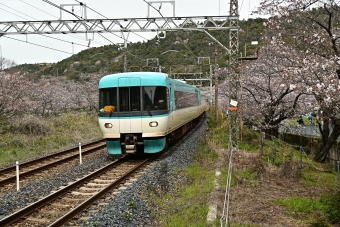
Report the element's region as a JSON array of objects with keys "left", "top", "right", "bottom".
[{"left": 0, "top": 0, "right": 265, "bottom": 65}]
